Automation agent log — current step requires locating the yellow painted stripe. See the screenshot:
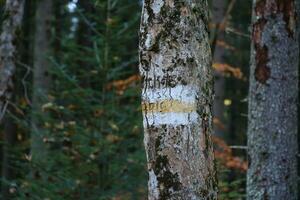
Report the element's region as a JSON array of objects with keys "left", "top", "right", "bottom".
[{"left": 142, "top": 100, "right": 196, "bottom": 113}]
